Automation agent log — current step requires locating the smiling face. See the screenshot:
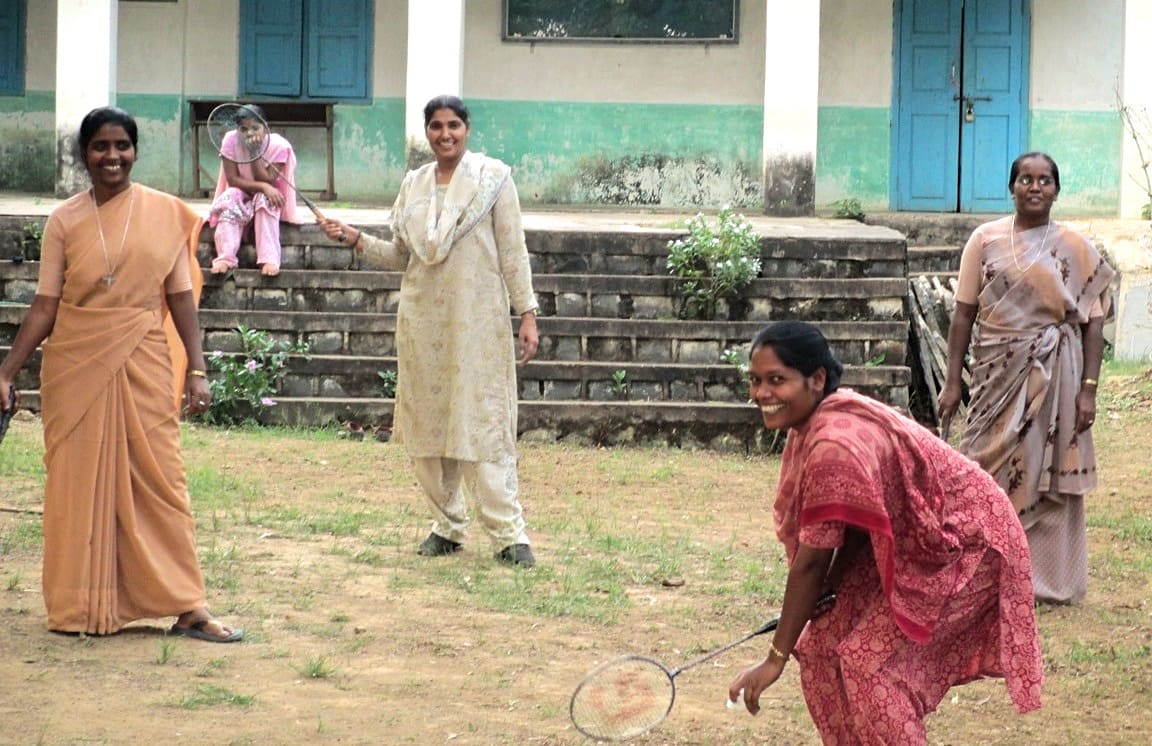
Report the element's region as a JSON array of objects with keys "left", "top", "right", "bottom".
[
  {"left": 84, "top": 123, "right": 135, "bottom": 198},
  {"left": 425, "top": 107, "right": 469, "bottom": 167},
  {"left": 1010, "top": 155, "right": 1059, "bottom": 226},
  {"left": 747, "top": 344, "right": 827, "bottom": 431}
]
